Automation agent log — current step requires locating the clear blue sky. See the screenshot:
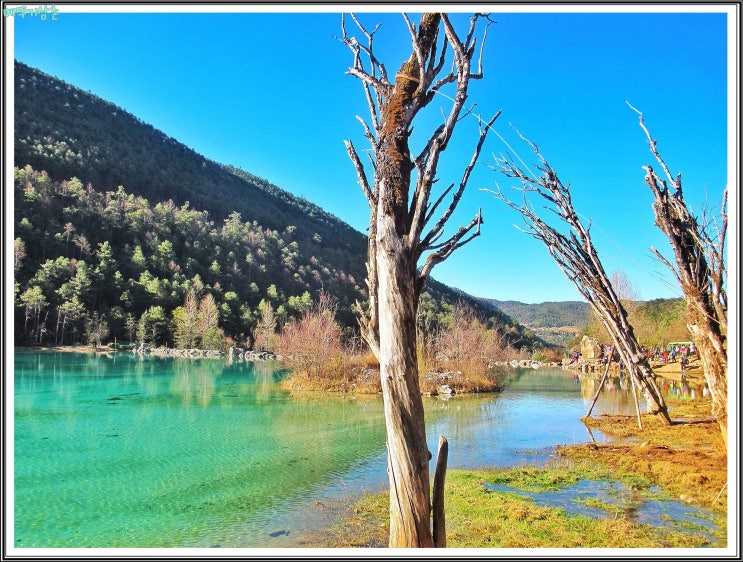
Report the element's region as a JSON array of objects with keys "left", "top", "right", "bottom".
[{"left": 6, "top": 4, "right": 733, "bottom": 304}]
